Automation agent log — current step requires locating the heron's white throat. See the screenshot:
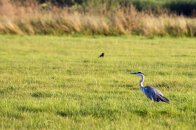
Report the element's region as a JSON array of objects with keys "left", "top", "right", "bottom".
[{"left": 139, "top": 74, "right": 145, "bottom": 87}]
